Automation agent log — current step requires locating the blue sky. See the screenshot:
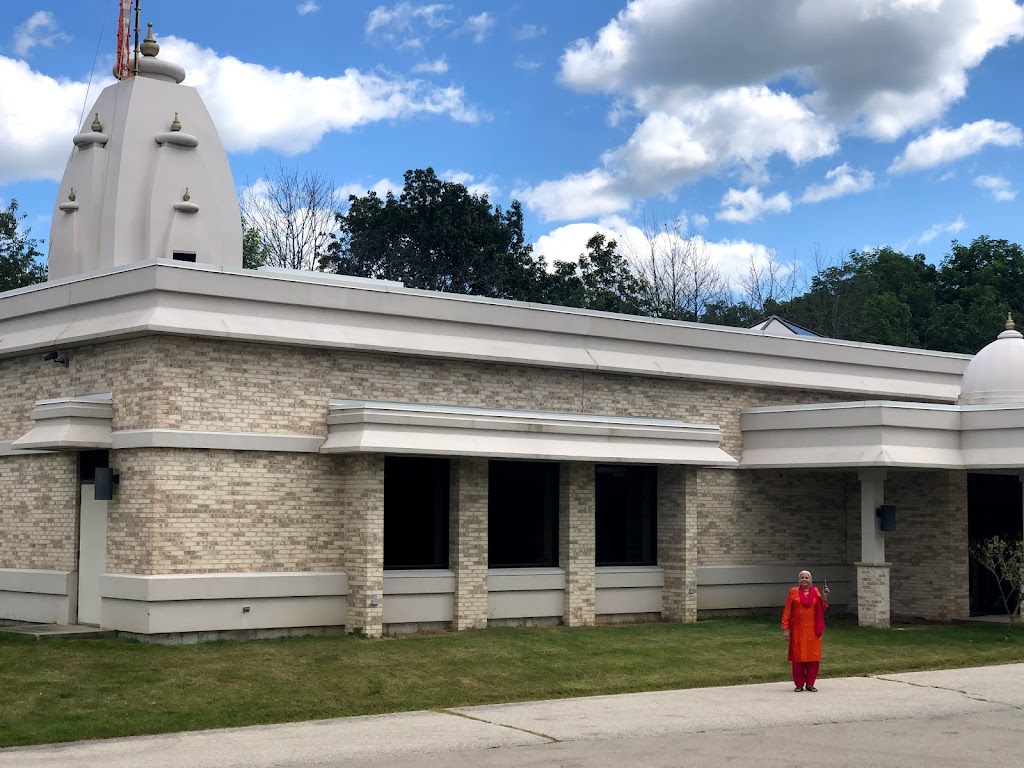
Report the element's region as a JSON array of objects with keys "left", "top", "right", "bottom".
[{"left": 3, "top": 0, "right": 1024, "bottom": 291}]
